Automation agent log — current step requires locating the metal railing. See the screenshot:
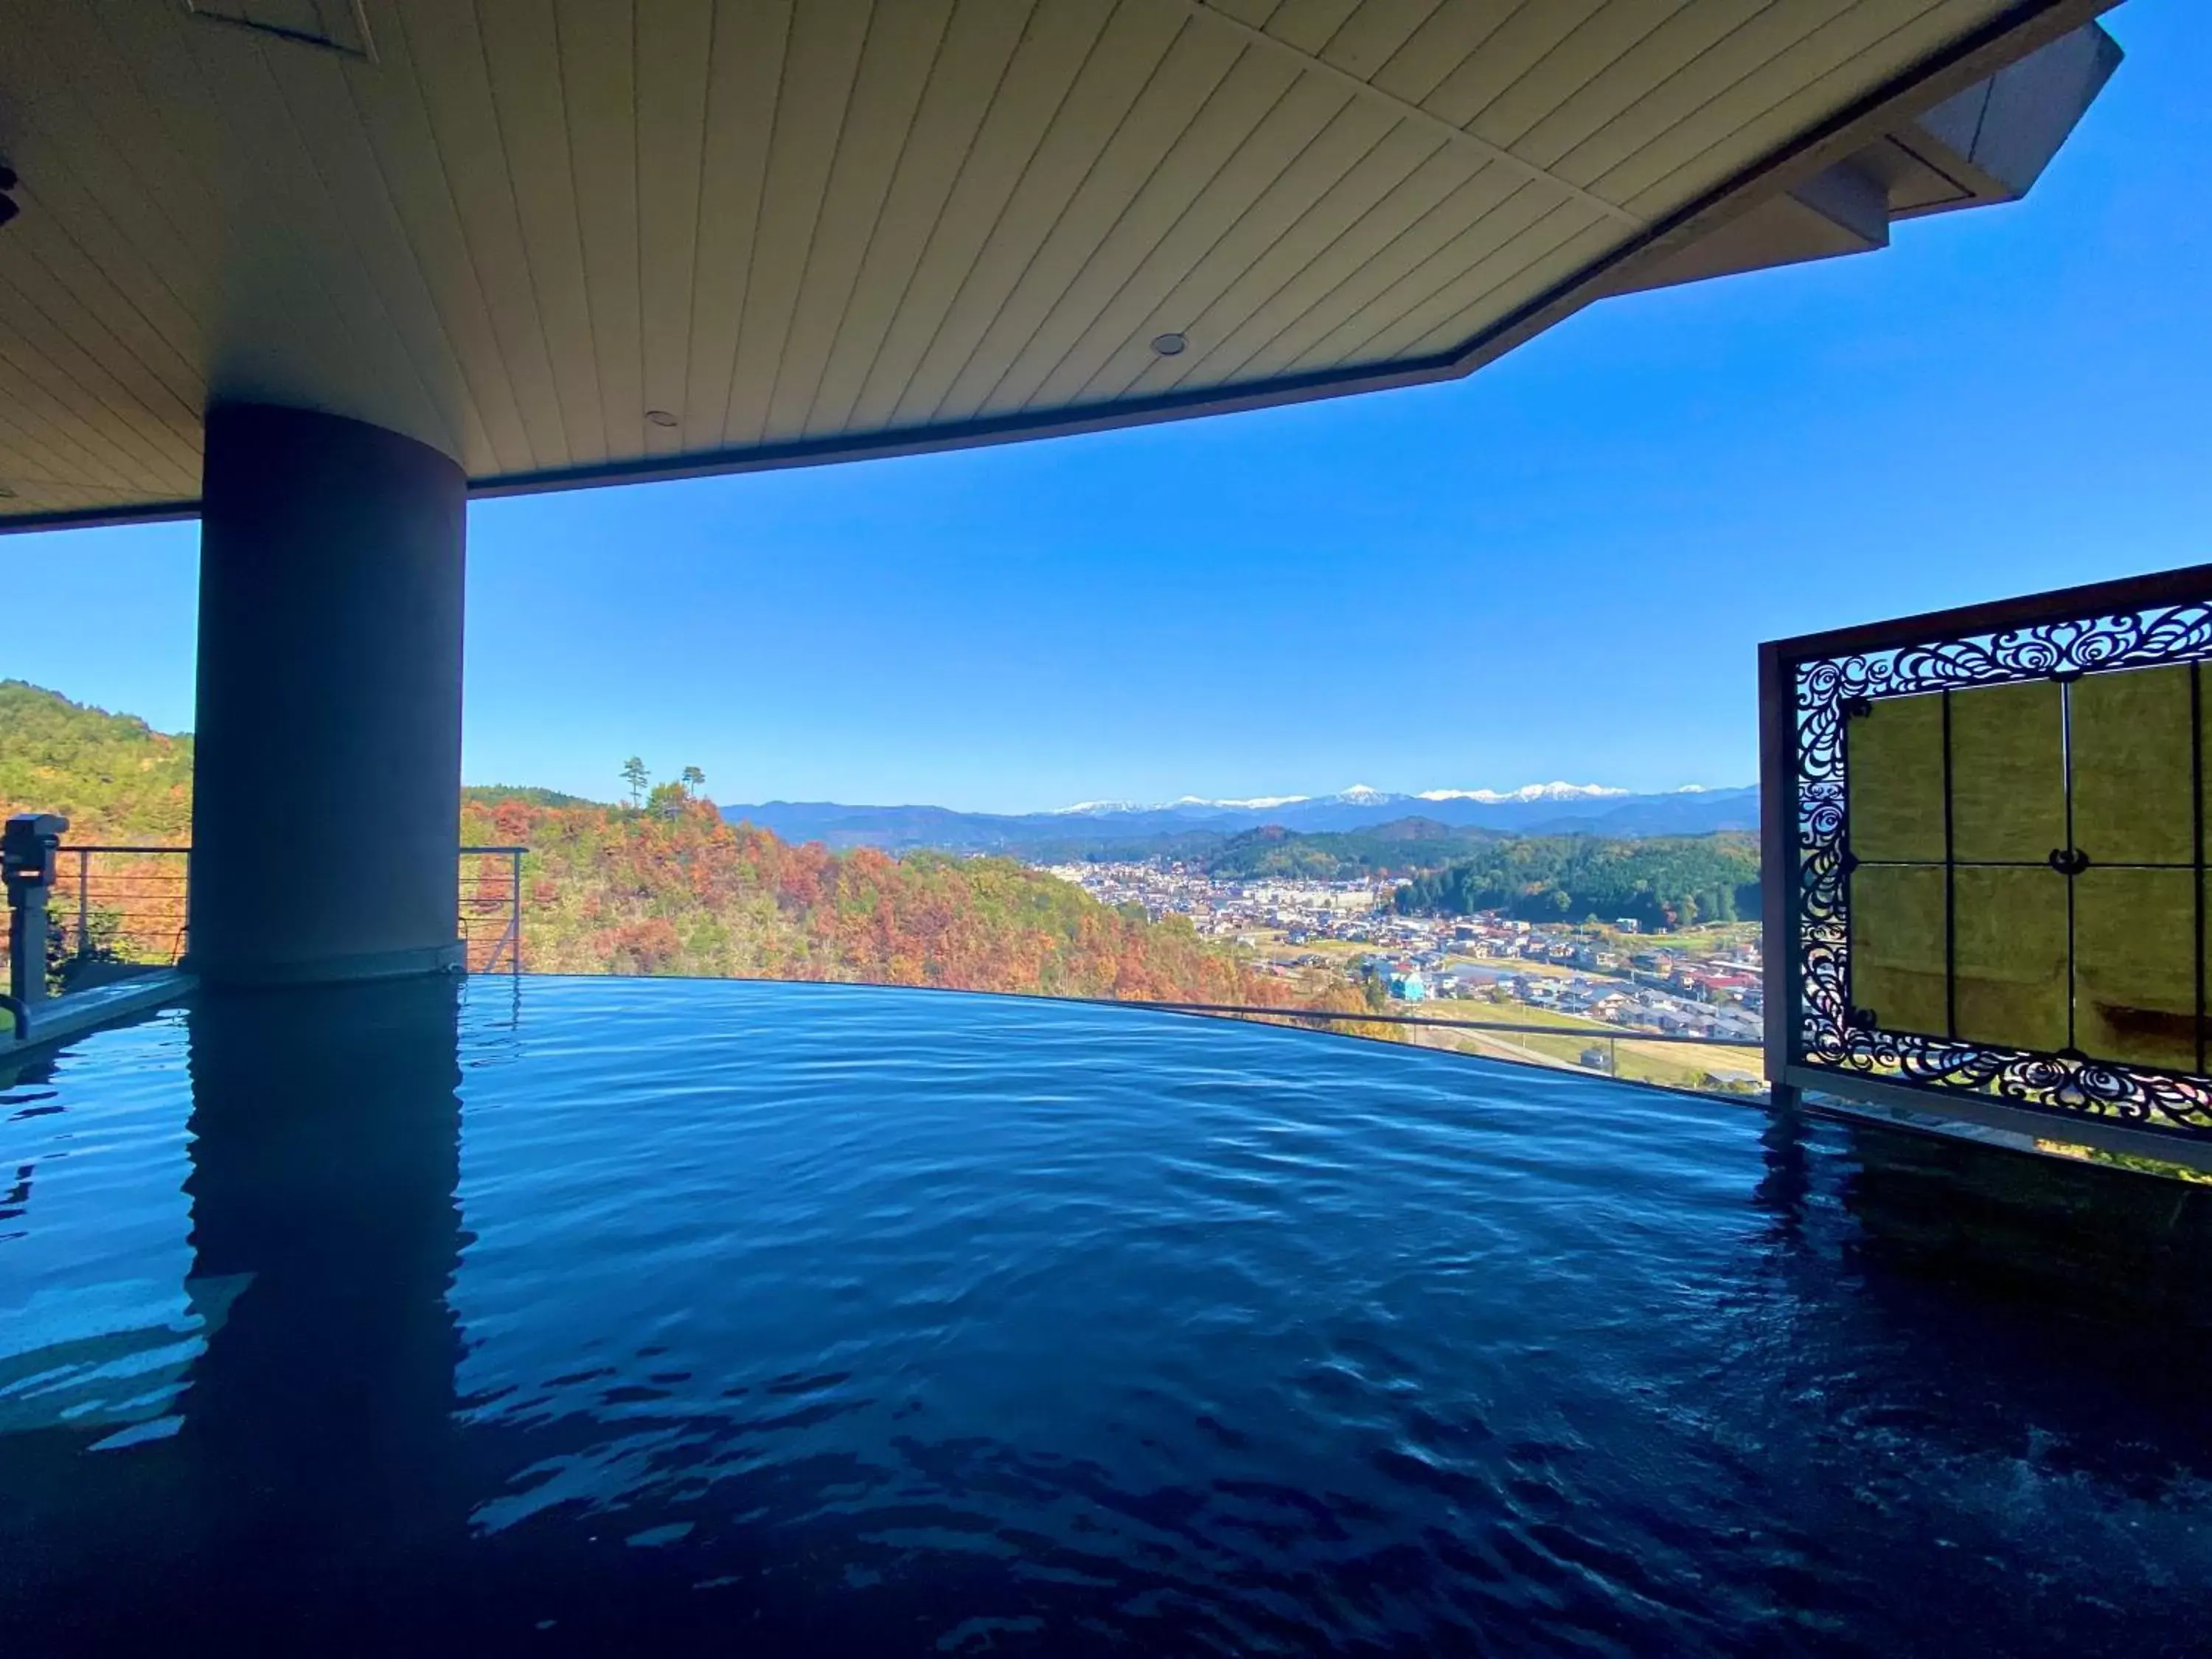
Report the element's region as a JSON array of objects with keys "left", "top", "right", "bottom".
[
  {"left": 52, "top": 844, "right": 191, "bottom": 975},
  {"left": 0, "top": 838, "right": 1765, "bottom": 1097},
  {"left": 459, "top": 845, "right": 525, "bottom": 974},
  {"left": 0, "top": 844, "right": 526, "bottom": 985}
]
